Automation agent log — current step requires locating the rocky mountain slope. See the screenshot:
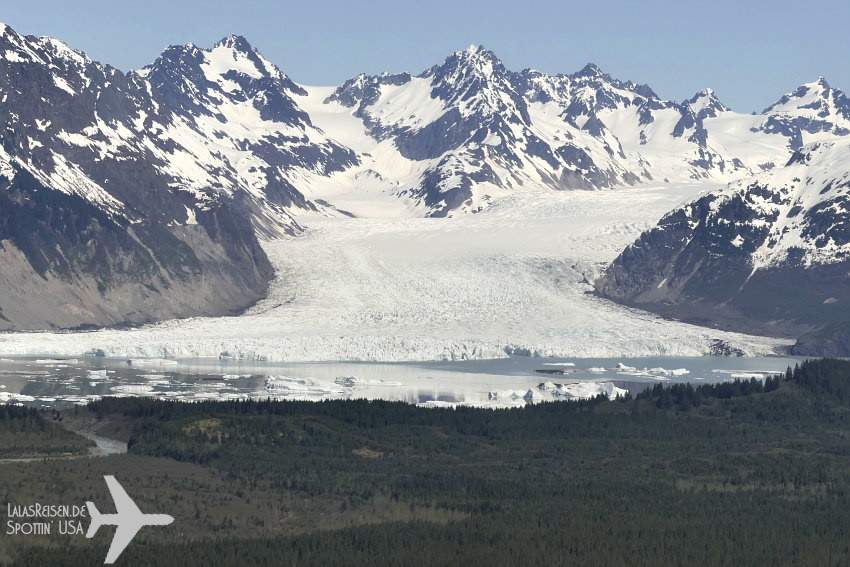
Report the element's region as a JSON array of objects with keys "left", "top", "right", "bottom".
[
  {"left": 0, "top": 24, "right": 354, "bottom": 329},
  {"left": 595, "top": 140, "right": 850, "bottom": 353}
]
